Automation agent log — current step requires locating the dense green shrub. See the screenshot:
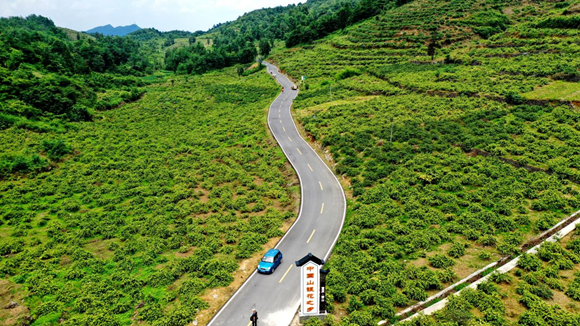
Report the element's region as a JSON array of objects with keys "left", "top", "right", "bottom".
[
  {"left": 535, "top": 15, "right": 580, "bottom": 29},
  {"left": 518, "top": 254, "right": 543, "bottom": 272},
  {"left": 0, "top": 154, "right": 48, "bottom": 177},
  {"left": 179, "top": 279, "right": 206, "bottom": 295},
  {"left": 42, "top": 139, "right": 72, "bottom": 160},
  {"left": 565, "top": 274, "right": 580, "bottom": 301},
  {"left": 0, "top": 239, "right": 24, "bottom": 255},
  {"left": 428, "top": 254, "right": 456, "bottom": 269},
  {"left": 447, "top": 242, "right": 466, "bottom": 258},
  {"left": 349, "top": 310, "right": 374, "bottom": 326},
  {"left": 336, "top": 68, "right": 362, "bottom": 81}
]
